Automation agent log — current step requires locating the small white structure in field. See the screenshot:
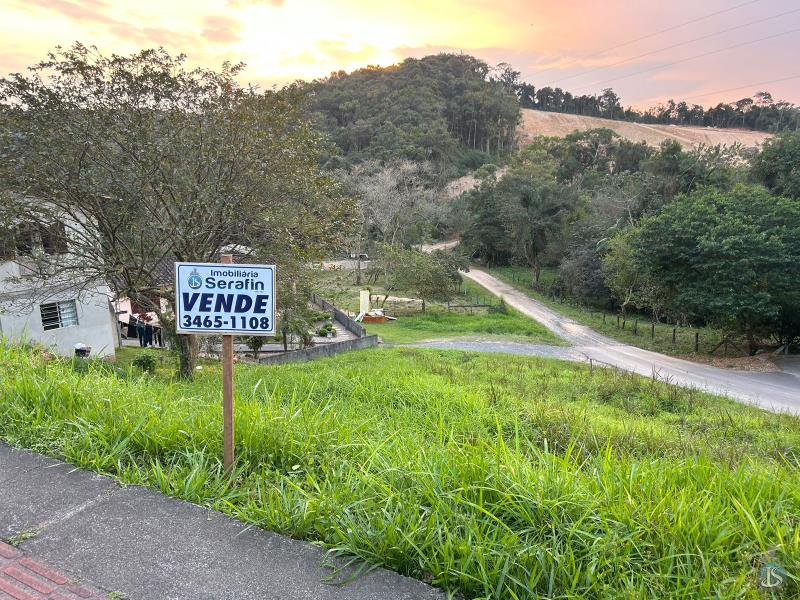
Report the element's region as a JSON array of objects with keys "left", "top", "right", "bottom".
[
  {"left": 359, "top": 289, "right": 370, "bottom": 314},
  {"left": 0, "top": 218, "right": 118, "bottom": 358}
]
